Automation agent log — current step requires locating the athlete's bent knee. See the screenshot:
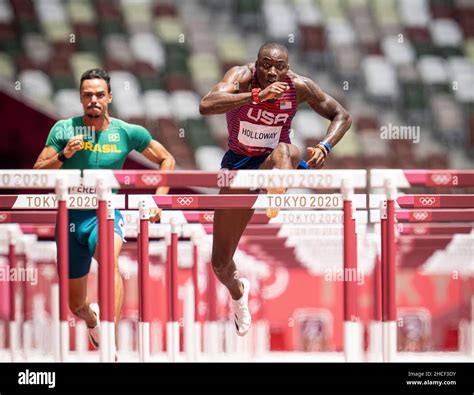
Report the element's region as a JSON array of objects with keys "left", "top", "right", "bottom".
[{"left": 68, "top": 296, "right": 86, "bottom": 315}]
